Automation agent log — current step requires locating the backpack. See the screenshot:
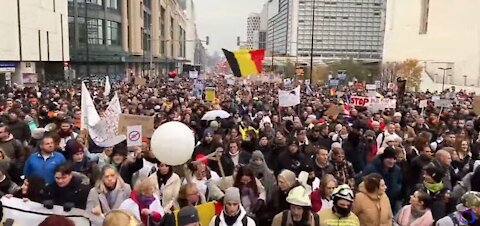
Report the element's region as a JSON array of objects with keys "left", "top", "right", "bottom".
[
  {"left": 448, "top": 213, "right": 460, "bottom": 226},
  {"left": 280, "top": 210, "right": 320, "bottom": 226},
  {"left": 214, "top": 214, "right": 248, "bottom": 226}
]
